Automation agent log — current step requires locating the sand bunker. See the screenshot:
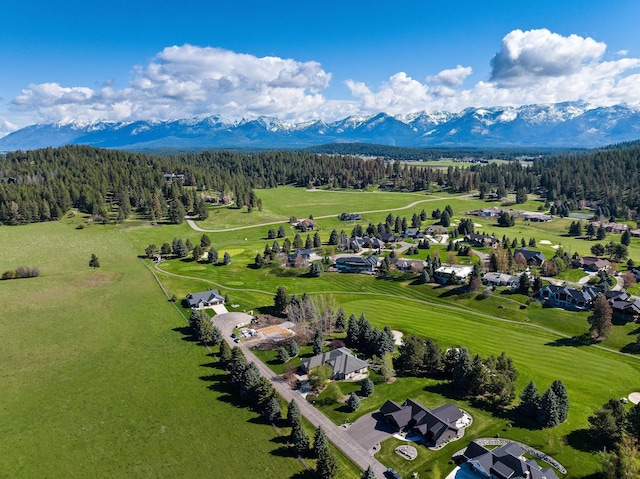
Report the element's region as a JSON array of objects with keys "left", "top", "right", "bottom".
[
  {"left": 629, "top": 392, "right": 640, "bottom": 404},
  {"left": 539, "top": 240, "right": 552, "bottom": 245}
]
